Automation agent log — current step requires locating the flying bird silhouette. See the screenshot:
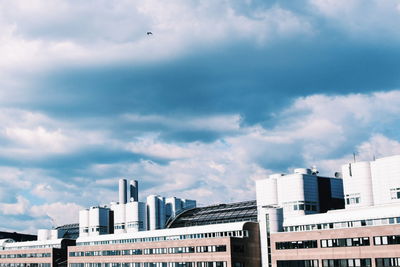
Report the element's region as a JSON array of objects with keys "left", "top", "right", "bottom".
[{"left": 147, "top": 32, "right": 153, "bottom": 36}]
